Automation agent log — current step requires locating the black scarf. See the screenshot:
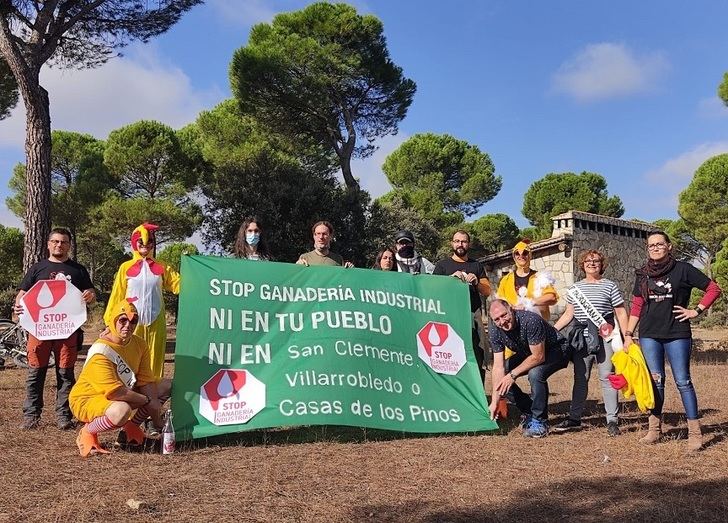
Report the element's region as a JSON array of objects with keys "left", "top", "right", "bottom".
[{"left": 636, "top": 254, "right": 676, "bottom": 301}]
